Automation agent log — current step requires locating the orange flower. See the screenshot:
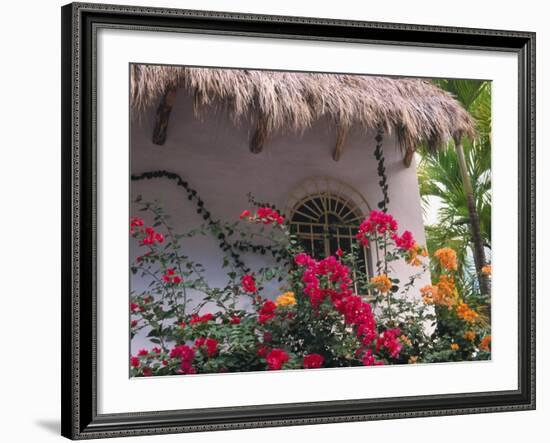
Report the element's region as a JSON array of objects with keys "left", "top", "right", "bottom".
[
  {"left": 463, "top": 330, "right": 476, "bottom": 341},
  {"left": 400, "top": 334, "right": 412, "bottom": 347},
  {"left": 456, "top": 303, "right": 479, "bottom": 323},
  {"left": 370, "top": 274, "right": 392, "bottom": 293},
  {"left": 421, "top": 276, "right": 457, "bottom": 308},
  {"left": 481, "top": 265, "right": 492, "bottom": 275},
  {"left": 408, "top": 356, "right": 418, "bottom": 364},
  {"left": 451, "top": 343, "right": 460, "bottom": 351},
  {"left": 275, "top": 291, "right": 296, "bottom": 307},
  {"left": 480, "top": 335, "right": 491, "bottom": 351},
  {"left": 434, "top": 247, "right": 458, "bottom": 271}
]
